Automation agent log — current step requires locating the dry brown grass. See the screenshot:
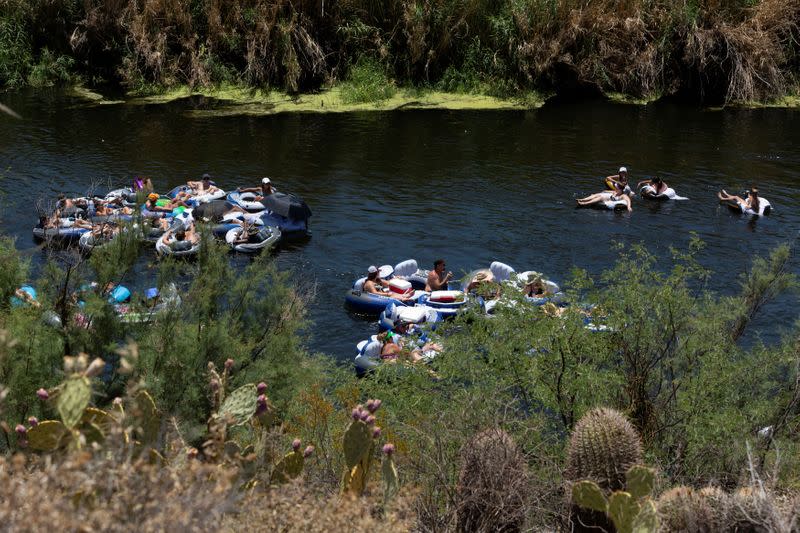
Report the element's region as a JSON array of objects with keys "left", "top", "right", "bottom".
[{"left": 0, "top": 449, "right": 416, "bottom": 532}]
